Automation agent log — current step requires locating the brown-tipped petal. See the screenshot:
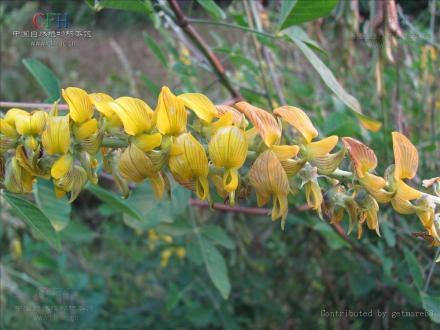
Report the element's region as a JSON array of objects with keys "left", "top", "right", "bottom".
[
  {"left": 342, "top": 137, "right": 378, "bottom": 177},
  {"left": 235, "top": 102, "right": 281, "bottom": 147},
  {"left": 216, "top": 104, "right": 248, "bottom": 128},
  {"left": 392, "top": 132, "right": 418, "bottom": 180},
  {"left": 274, "top": 106, "right": 318, "bottom": 143}
]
